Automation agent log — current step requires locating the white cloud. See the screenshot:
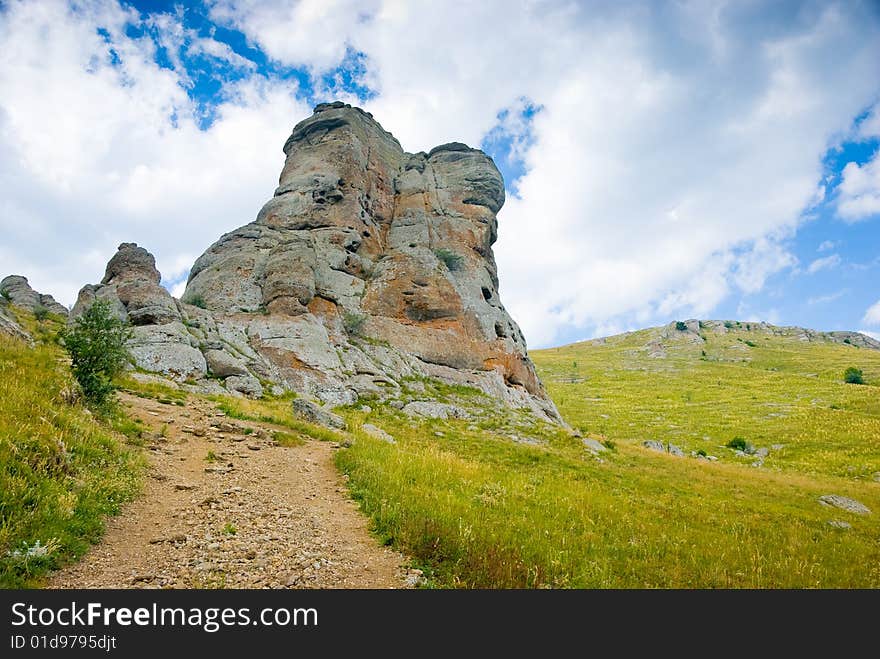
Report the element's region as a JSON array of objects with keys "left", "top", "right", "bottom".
[
  {"left": 806, "top": 253, "right": 841, "bottom": 274},
  {"left": 209, "top": 0, "right": 375, "bottom": 73},
  {"left": 169, "top": 280, "right": 188, "bottom": 299},
  {"left": 187, "top": 36, "right": 256, "bottom": 71},
  {"left": 817, "top": 239, "right": 836, "bottom": 251},
  {"left": 807, "top": 290, "right": 846, "bottom": 305},
  {"left": 836, "top": 155, "right": 880, "bottom": 221},
  {"left": 0, "top": 0, "right": 311, "bottom": 305},
  {"left": 864, "top": 300, "right": 880, "bottom": 326},
  {"left": 2, "top": 1, "right": 880, "bottom": 348},
  {"left": 857, "top": 102, "right": 880, "bottom": 139}
]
